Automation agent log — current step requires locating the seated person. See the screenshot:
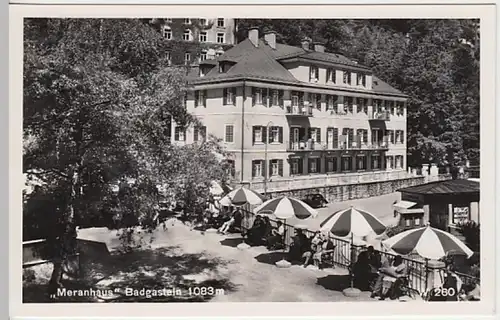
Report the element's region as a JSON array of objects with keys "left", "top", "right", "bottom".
[
  {"left": 371, "top": 255, "right": 407, "bottom": 300},
  {"left": 228, "top": 208, "right": 243, "bottom": 233},
  {"left": 288, "top": 228, "right": 311, "bottom": 263},
  {"left": 218, "top": 209, "right": 237, "bottom": 235},
  {"left": 245, "top": 216, "right": 265, "bottom": 246},
  {"left": 353, "top": 246, "right": 381, "bottom": 290},
  {"left": 312, "top": 236, "right": 336, "bottom": 269},
  {"left": 266, "top": 220, "right": 285, "bottom": 250}
]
